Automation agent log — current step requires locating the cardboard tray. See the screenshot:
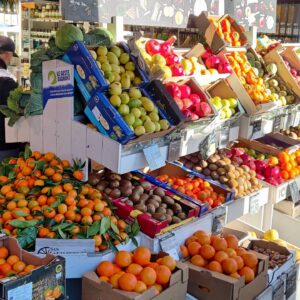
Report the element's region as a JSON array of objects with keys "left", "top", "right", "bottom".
[
  {"left": 185, "top": 250, "right": 268, "bottom": 300},
  {"left": 263, "top": 46, "right": 300, "bottom": 98},
  {"left": 0, "top": 236, "right": 66, "bottom": 300},
  {"left": 84, "top": 86, "right": 174, "bottom": 144},
  {"left": 244, "top": 240, "right": 295, "bottom": 286},
  {"left": 82, "top": 259, "right": 189, "bottom": 300},
  {"left": 138, "top": 162, "right": 235, "bottom": 214},
  {"left": 192, "top": 12, "right": 248, "bottom": 54},
  {"left": 112, "top": 184, "right": 200, "bottom": 238}
]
